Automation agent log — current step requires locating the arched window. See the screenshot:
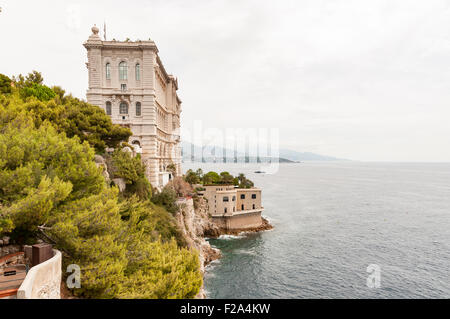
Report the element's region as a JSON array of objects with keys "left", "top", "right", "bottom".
[
  {"left": 119, "top": 102, "right": 128, "bottom": 114},
  {"left": 105, "top": 63, "right": 111, "bottom": 80},
  {"left": 136, "top": 102, "right": 141, "bottom": 116},
  {"left": 119, "top": 61, "right": 127, "bottom": 80},
  {"left": 105, "top": 101, "right": 112, "bottom": 115},
  {"left": 135, "top": 63, "right": 140, "bottom": 81}
]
